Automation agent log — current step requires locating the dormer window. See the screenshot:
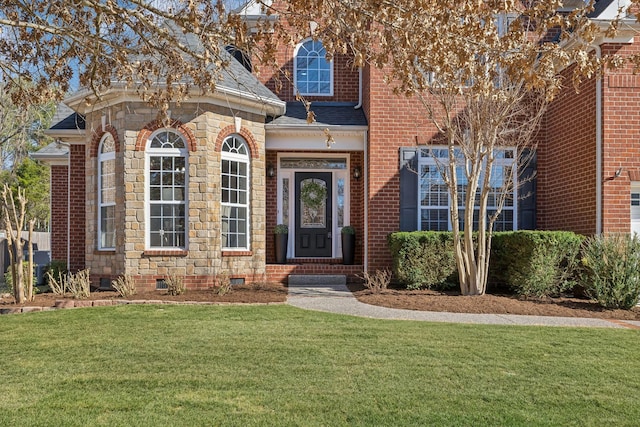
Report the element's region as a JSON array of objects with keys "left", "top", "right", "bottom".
[{"left": 294, "top": 38, "right": 333, "bottom": 96}]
